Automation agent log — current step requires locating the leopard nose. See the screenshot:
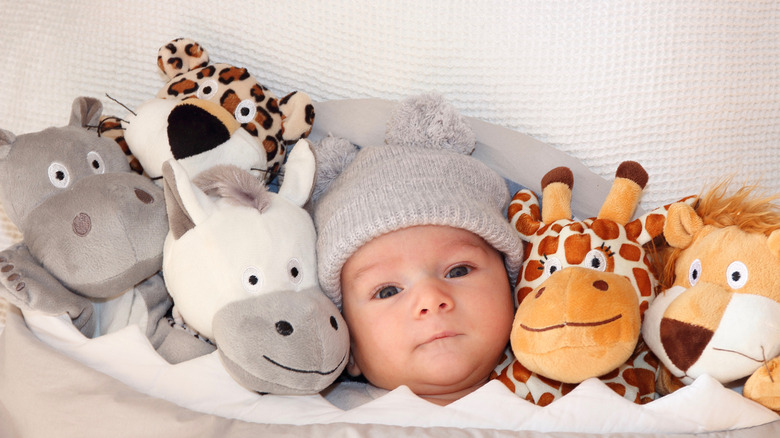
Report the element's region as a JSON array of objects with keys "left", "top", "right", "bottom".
[{"left": 660, "top": 317, "right": 714, "bottom": 372}]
